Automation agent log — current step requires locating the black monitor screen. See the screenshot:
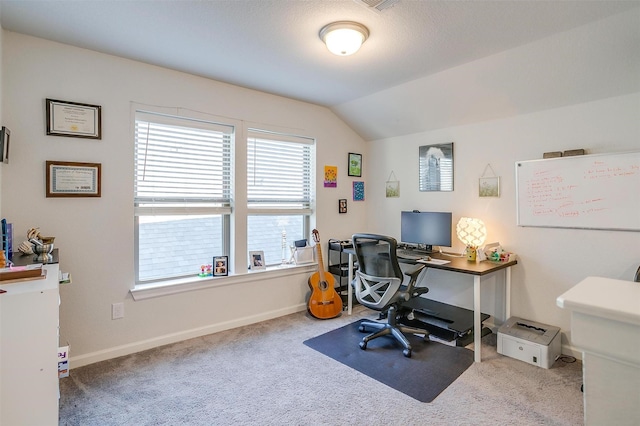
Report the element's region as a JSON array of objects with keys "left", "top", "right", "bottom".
[{"left": 401, "top": 211, "right": 452, "bottom": 252}]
